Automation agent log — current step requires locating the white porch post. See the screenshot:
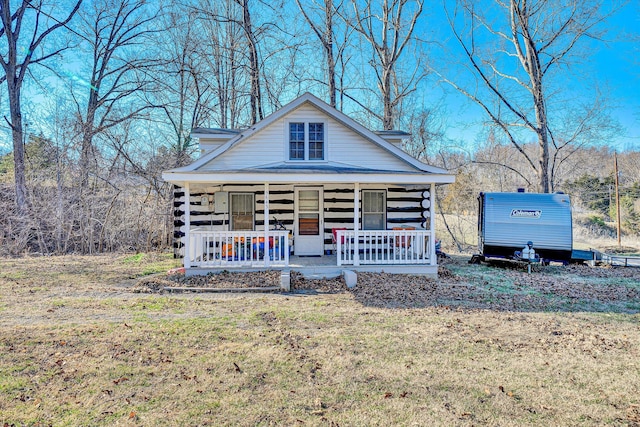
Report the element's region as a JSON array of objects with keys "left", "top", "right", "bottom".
[
  {"left": 183, "top": 183, "right": 191, "bottom": 269},
  {"left": 353, "top": 182, "right": 360, "bottom": 266},
  {"left": 429, "top": 183, "right": 436, "bottom": 266},
  {"left": 264, "top": 183, "right": 270, "bottom": 267}
]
